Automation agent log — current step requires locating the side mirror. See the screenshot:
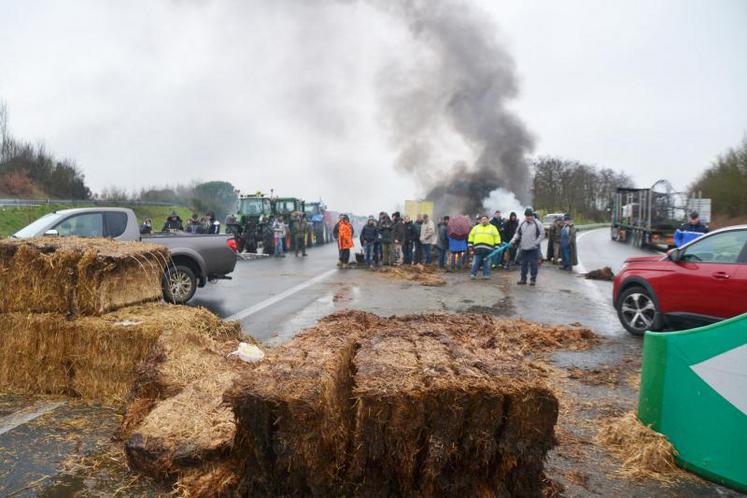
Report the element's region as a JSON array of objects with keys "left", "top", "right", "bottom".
[
  {"left": 668, "top": 248, "right": 681, "bottom": 262},
  {"left": 43, "top": 229, "right": 60, "bottom": 237}
]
